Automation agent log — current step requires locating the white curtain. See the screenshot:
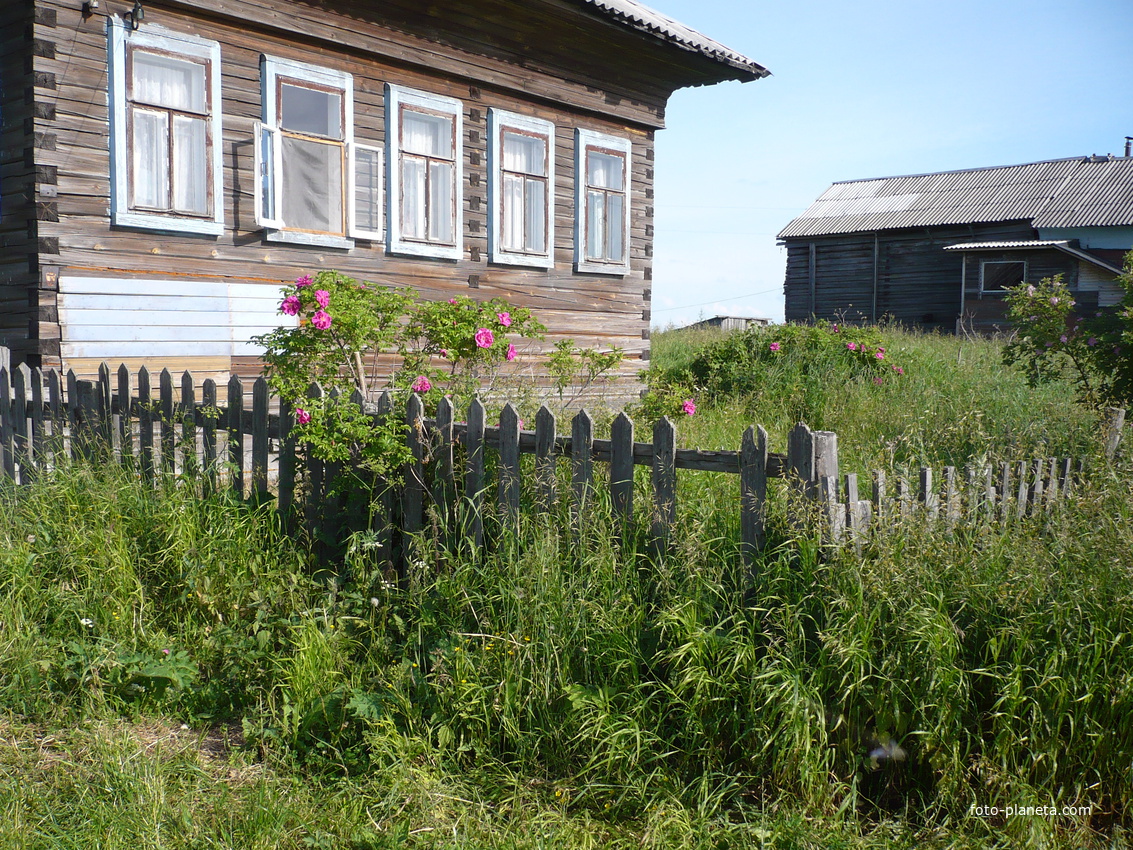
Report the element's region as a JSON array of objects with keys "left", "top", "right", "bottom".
[
  {"left": 503, "top": 132, "right": 544, "bottom": 176},
  {"left": 172, "top": 116, "right": 207, "bottom": 214},
  {"left": 587, "top": 190, "right": 605, "bottom": 260},
  {"left": 587, "top": 151, "right": 623, "bottom": 191},
  {"left": 403, "top": 111, "right": 451, "bottom": 158},
  {"left": 354, "top": 148, "right": 381, "bottom": 233},
  {"left": 502, "top": 174, "right": 524, "bottom": 251},
  {"left": 428, "top": 160, "right": 453, "bottom": 243},
  {"left": 525, "top": 178, "right": 546, "bottom": 253},
  {"left": 401, "top": 157, "right": 426, "bottom": 239},
  {"left": 132, "top": 51, "right": 205, "bottom": 112}
]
